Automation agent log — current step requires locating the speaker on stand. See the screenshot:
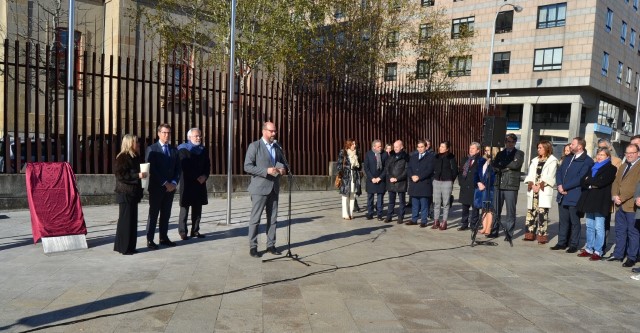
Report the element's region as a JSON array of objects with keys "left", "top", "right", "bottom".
[{"left": 481, "top": 116, "right": 508, "bottom": 148}]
